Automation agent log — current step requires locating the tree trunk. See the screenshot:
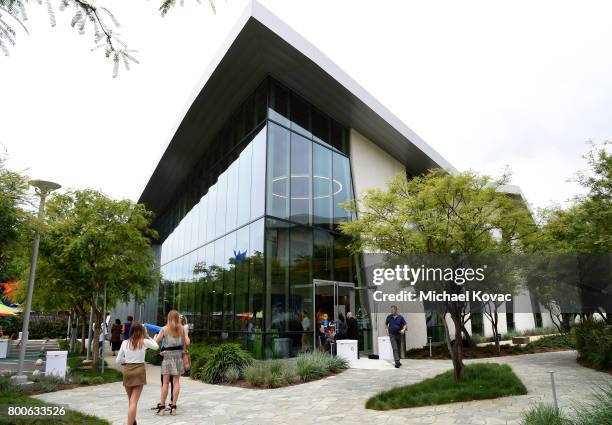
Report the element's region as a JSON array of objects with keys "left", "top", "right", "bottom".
[
  {"left": 451, "top": 313, "right": 465, "bottom": 380},
  {"left": 80, "top": 315, "right": 87, "bottom": 355},
  {"left": 460, "top": 320, "right": 474, "bottom": 347},
  {"left": 441, "top": 312, "right": 453, "bottom": 356},
  {"left": 92, "top": 309, "right": 102, "bottom": 367}
]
